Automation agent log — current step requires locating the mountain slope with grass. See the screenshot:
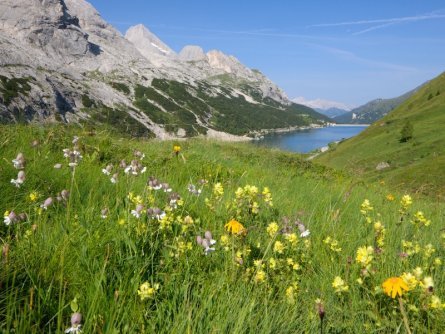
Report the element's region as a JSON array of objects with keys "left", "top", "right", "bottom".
[
  {"left": 1, "top": 124, "right": 444, "bottom": 333},
  {"left": 334, "top": 85, "right": 422, "bottom": 124},
  {"left": 317, "top": 71, "right": 445, "bottom": 198}
]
